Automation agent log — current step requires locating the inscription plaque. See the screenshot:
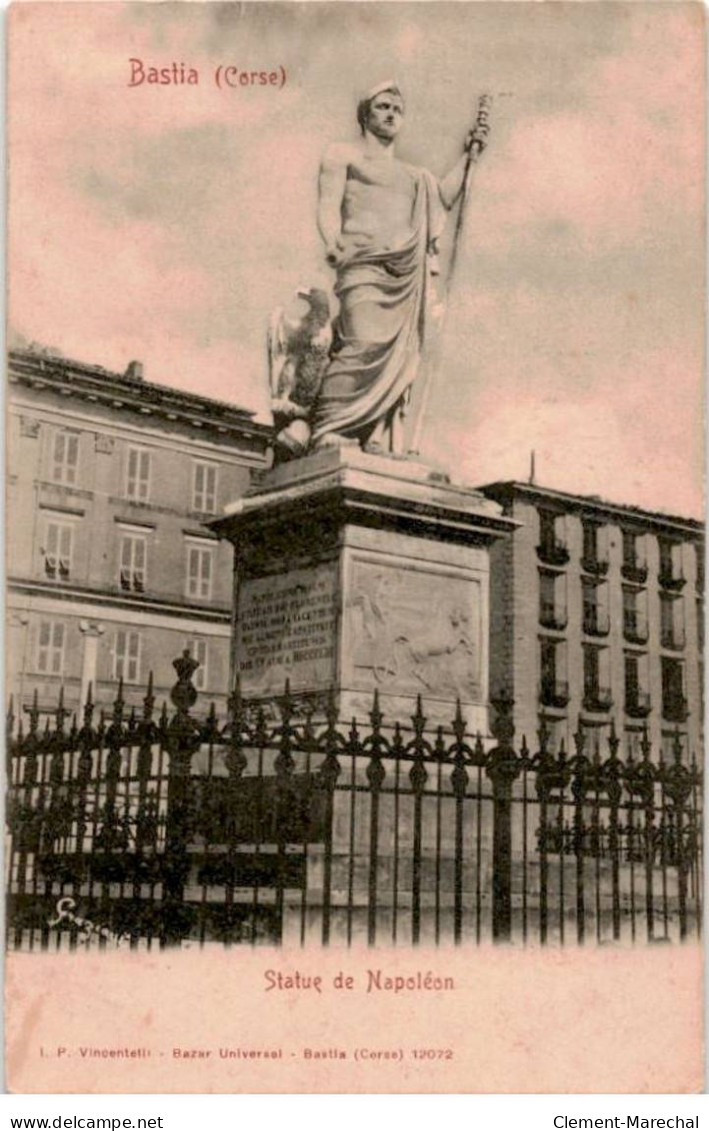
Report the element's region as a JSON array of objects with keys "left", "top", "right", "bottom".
[{"left": 236, "top": 563, "right": 338, "bottom": 697}]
